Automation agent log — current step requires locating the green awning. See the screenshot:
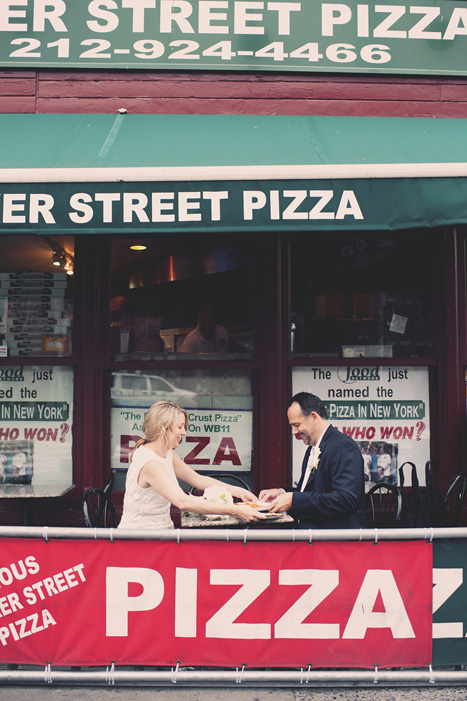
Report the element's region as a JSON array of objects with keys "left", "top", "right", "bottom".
[{"left": 1, "top": 113, "right": 467, "bottom": 234}]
